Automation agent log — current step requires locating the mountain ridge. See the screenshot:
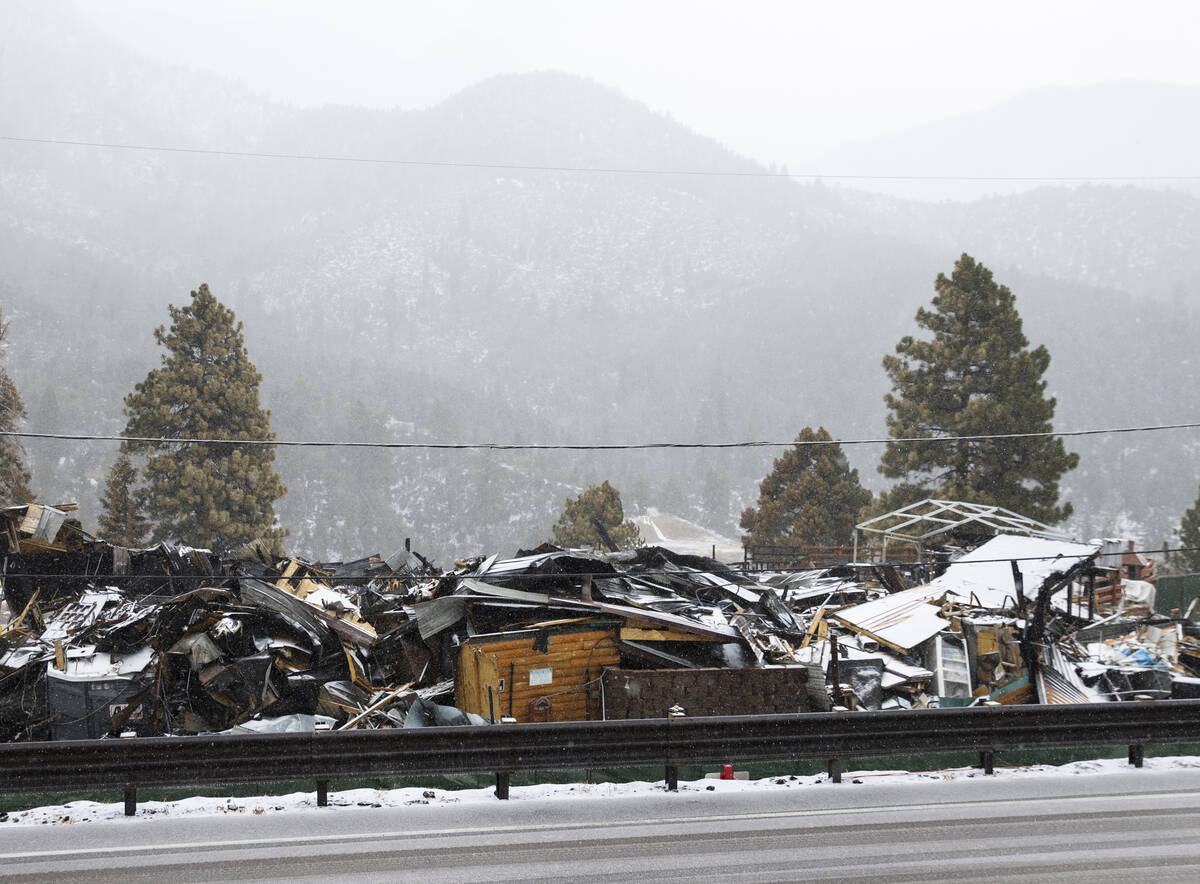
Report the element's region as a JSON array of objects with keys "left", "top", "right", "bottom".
[{"left": 2, "top": 3, "right": 1197, "bottom": 560}]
